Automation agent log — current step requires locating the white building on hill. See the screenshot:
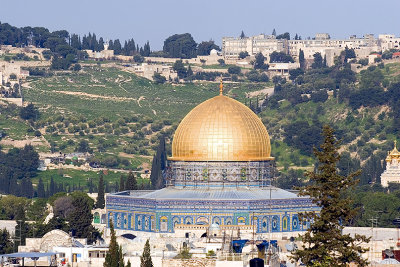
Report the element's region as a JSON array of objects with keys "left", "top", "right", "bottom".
[{"left": 381, "top": 141, "right": 400, "bottom": 187}]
